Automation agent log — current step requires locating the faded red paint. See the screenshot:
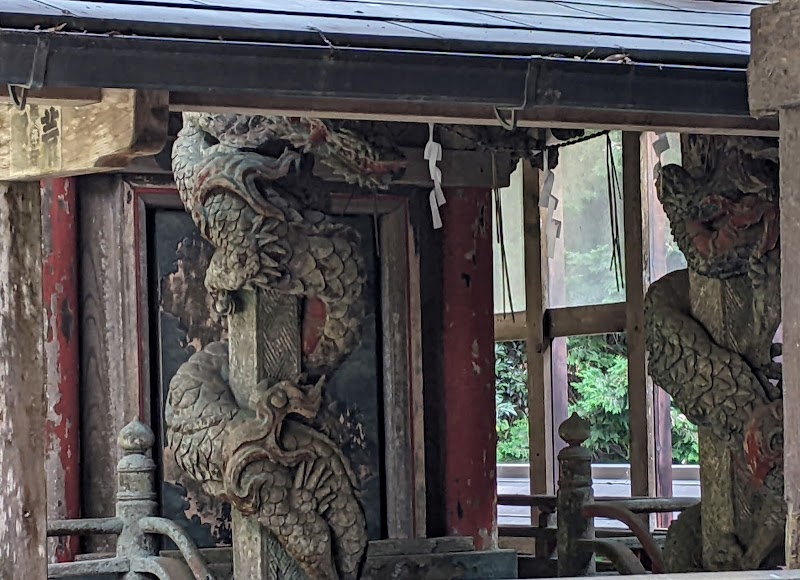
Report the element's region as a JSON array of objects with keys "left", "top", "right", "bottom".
[
  {"left": 441, "top": 188, "right": 497, "bottom": 550},
  {"left": 744, "top": 399, "right": 784, "bottom": 488},
  {"left": 302, "top": 297, "right": 327, "bottom": 356},
  {"left": 41, "top": 178, "right": 81, "bottom": 562}
]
